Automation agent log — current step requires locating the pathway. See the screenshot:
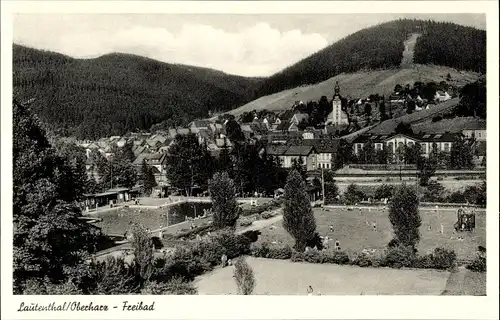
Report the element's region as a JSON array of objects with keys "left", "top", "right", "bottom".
[{"left": 237, "top": 211, "right": 284, "bottom": 235}]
